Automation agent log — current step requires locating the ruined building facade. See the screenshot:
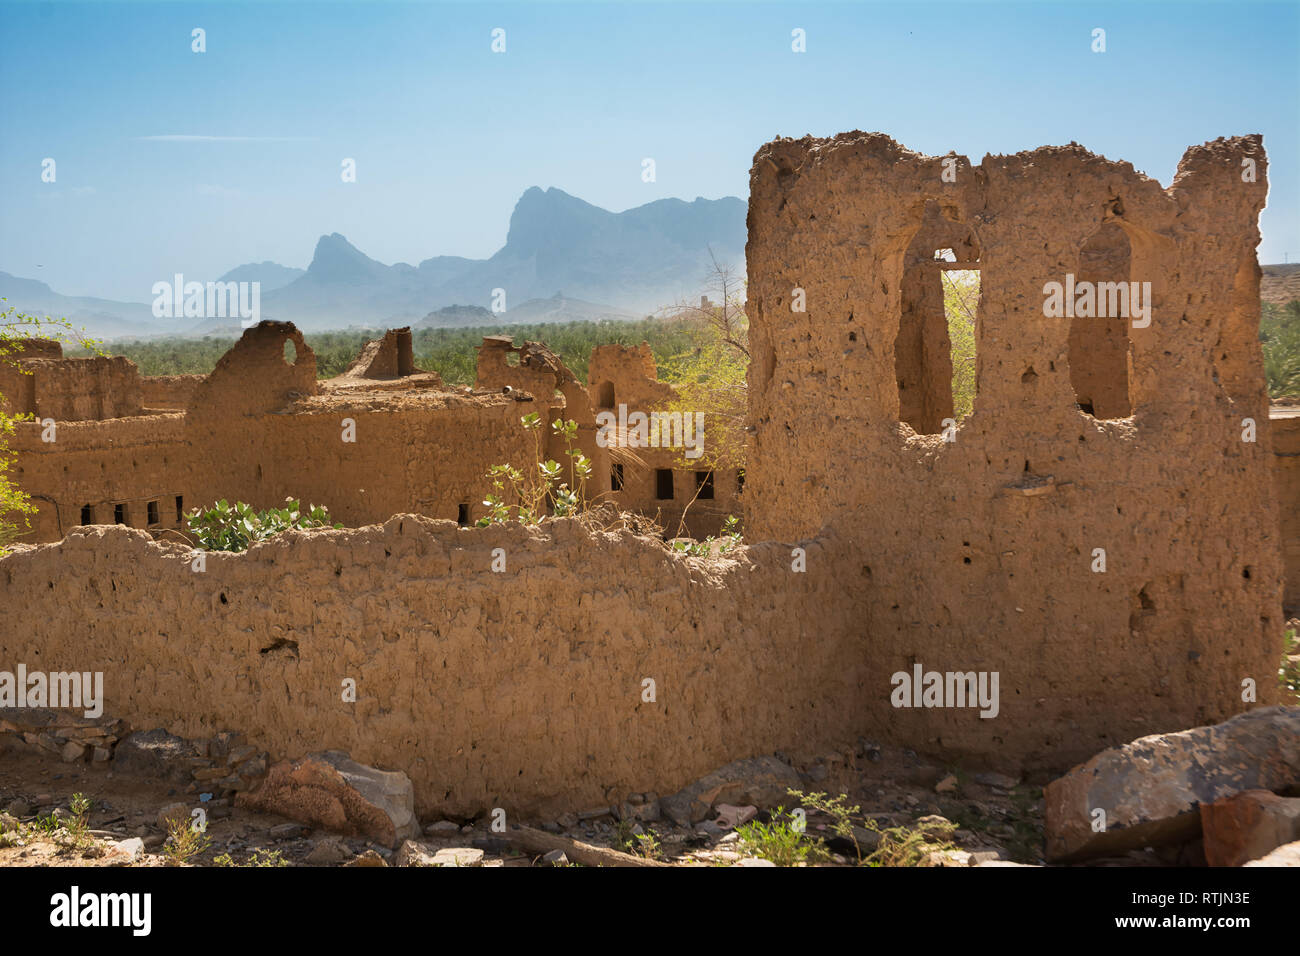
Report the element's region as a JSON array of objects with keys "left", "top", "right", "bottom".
[{"left": 0, "top": 133, "right": 1294, "bottom": 819}]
